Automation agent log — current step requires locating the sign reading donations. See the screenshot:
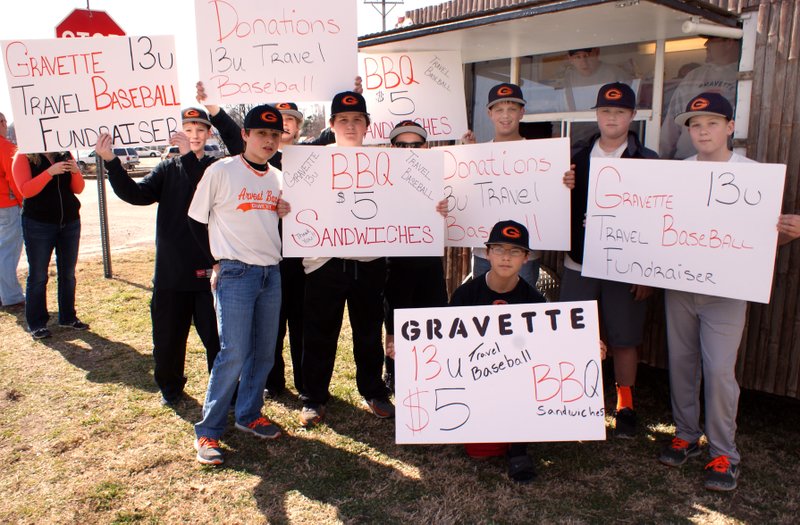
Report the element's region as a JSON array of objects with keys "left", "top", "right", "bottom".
[
  {"left": 582, "top": 158, "right": 786, "bottom": 303},
  {"left": 195, "top": 0, "right": 358, "bottom": 104},
  {"left": 56, "top": 9, "right": 125, "bottom": 38},
  {"left": 394, "top": 301, "right": 605, "bottom": 444},
  {"left": 438, "top": 139, "right": 571, "bottom": 249},
  {"left": 281, "top": 146, "right": 445, "bottom": 257},
  {"left": 2, "top": 36, "right": 181, "bottom": 153},
  {"left": 359, "top": 51, "right": 468, "bottom": 145}
]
